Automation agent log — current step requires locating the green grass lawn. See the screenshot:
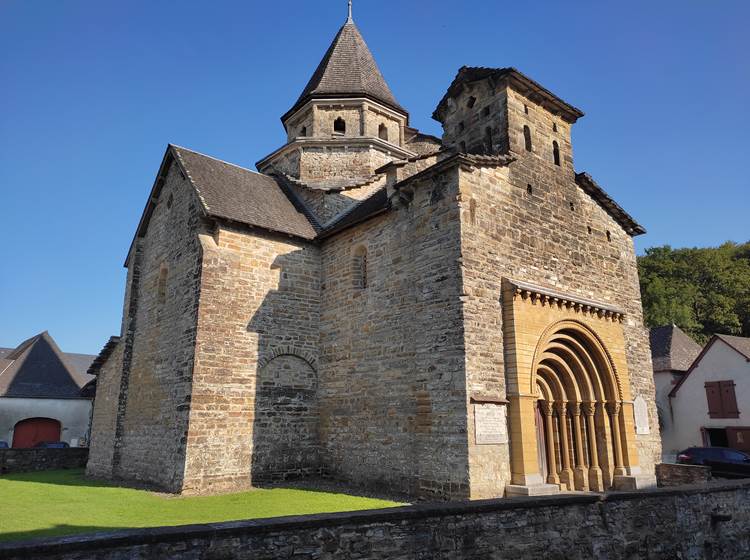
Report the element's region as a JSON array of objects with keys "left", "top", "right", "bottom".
[{"left": 0, "top": 469, "right": 403, "bottom": 543}]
